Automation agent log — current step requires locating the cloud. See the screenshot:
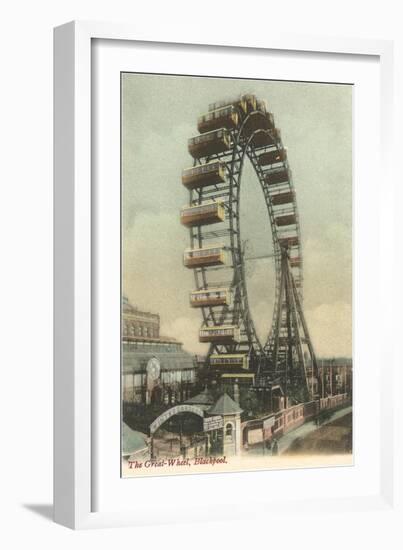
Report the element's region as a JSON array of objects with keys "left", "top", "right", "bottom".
[
  {"left": 122, "top": 75, "right": 352, "bottom": 358},
  {"left": 161, "top": 316, "right": 209, "bottom": 356},
  {"left": 305, "top": 302, "right": 352, "bottom": 357}
]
